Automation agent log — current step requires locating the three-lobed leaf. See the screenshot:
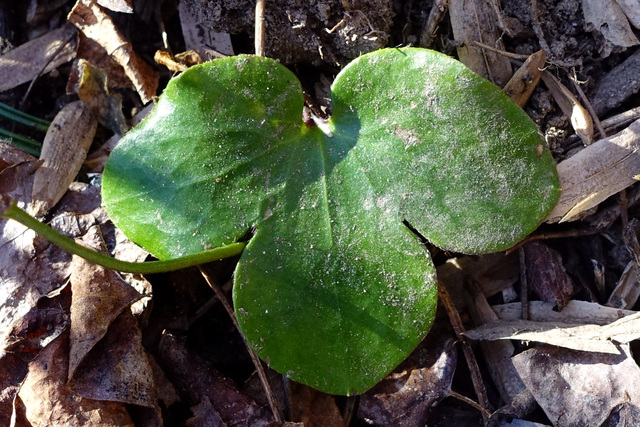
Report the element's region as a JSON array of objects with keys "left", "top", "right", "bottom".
[{"left": 102, "top": 48, "right": 559, "bottom": 395}]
